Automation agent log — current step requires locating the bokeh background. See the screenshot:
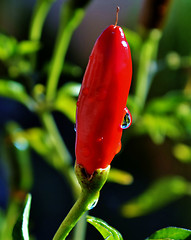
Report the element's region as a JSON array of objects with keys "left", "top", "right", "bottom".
[{"left": 1, "top": 0, "right": 191, "bottom": 239}]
